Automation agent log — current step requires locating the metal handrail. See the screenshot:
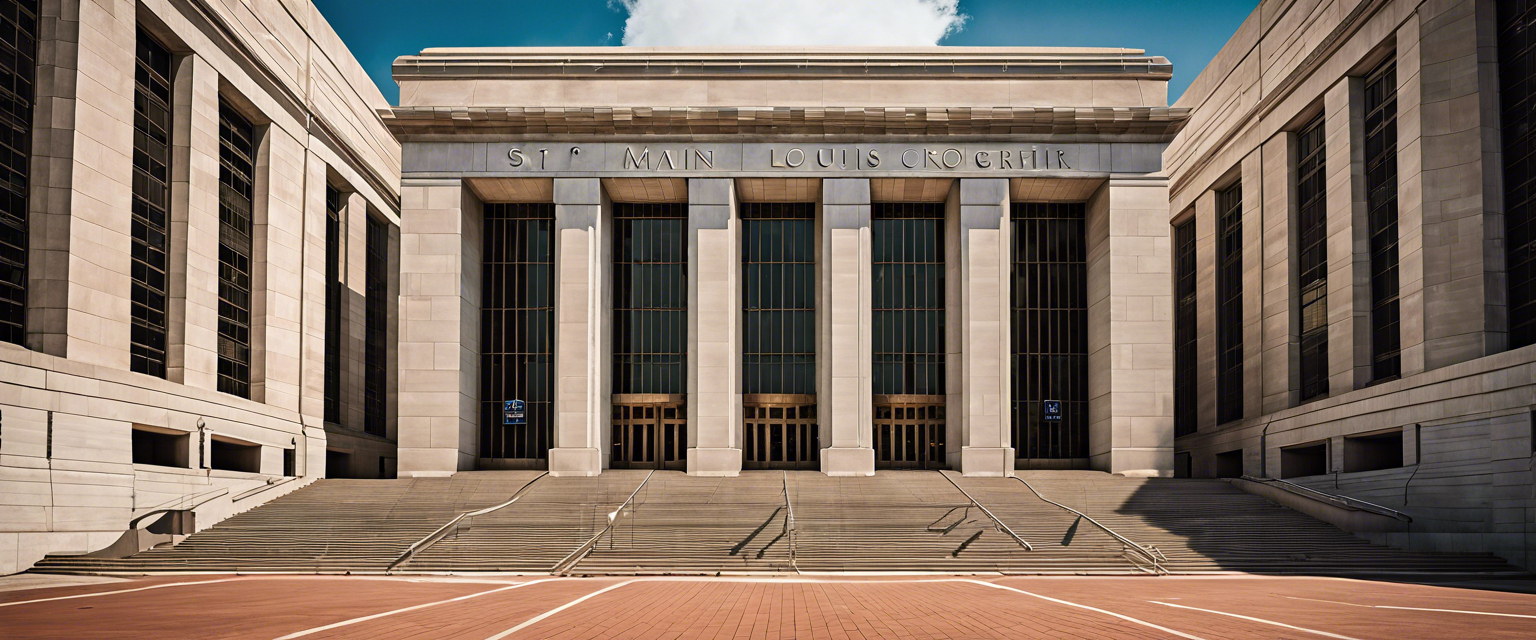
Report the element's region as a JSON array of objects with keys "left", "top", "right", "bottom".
[
  {"left": 388, "top": 472, "right": 548, "bottom": 571},
  {"left": 1012, "top": 476, "right": 1164, "bottom": 573},
  {"left": 937, "top": 471, "right": 1032, "bottom": 551},
  {"left": 1237, "top": 475, "right": 1412, "bottom": 522},
  {"left": 782, "top": 471, "right": 797, "bottom": 571},
  {"left": 232, "top": 476, "right": 303, "bottom": 502},
  {"left": 128, "top": 487, "right": 230, "bottom": 529},
  {"left": 551, "top": 469, "right": 655, "bottom": 575}
]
